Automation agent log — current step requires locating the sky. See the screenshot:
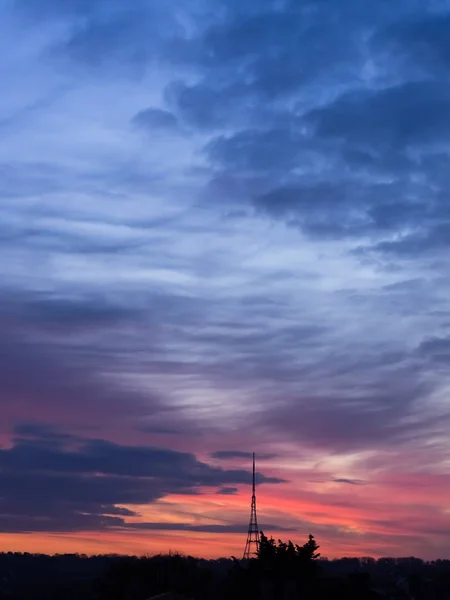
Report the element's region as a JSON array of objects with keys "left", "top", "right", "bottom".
[{"left": 2, "top": 0, "right": 450, "bottom": 560}]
